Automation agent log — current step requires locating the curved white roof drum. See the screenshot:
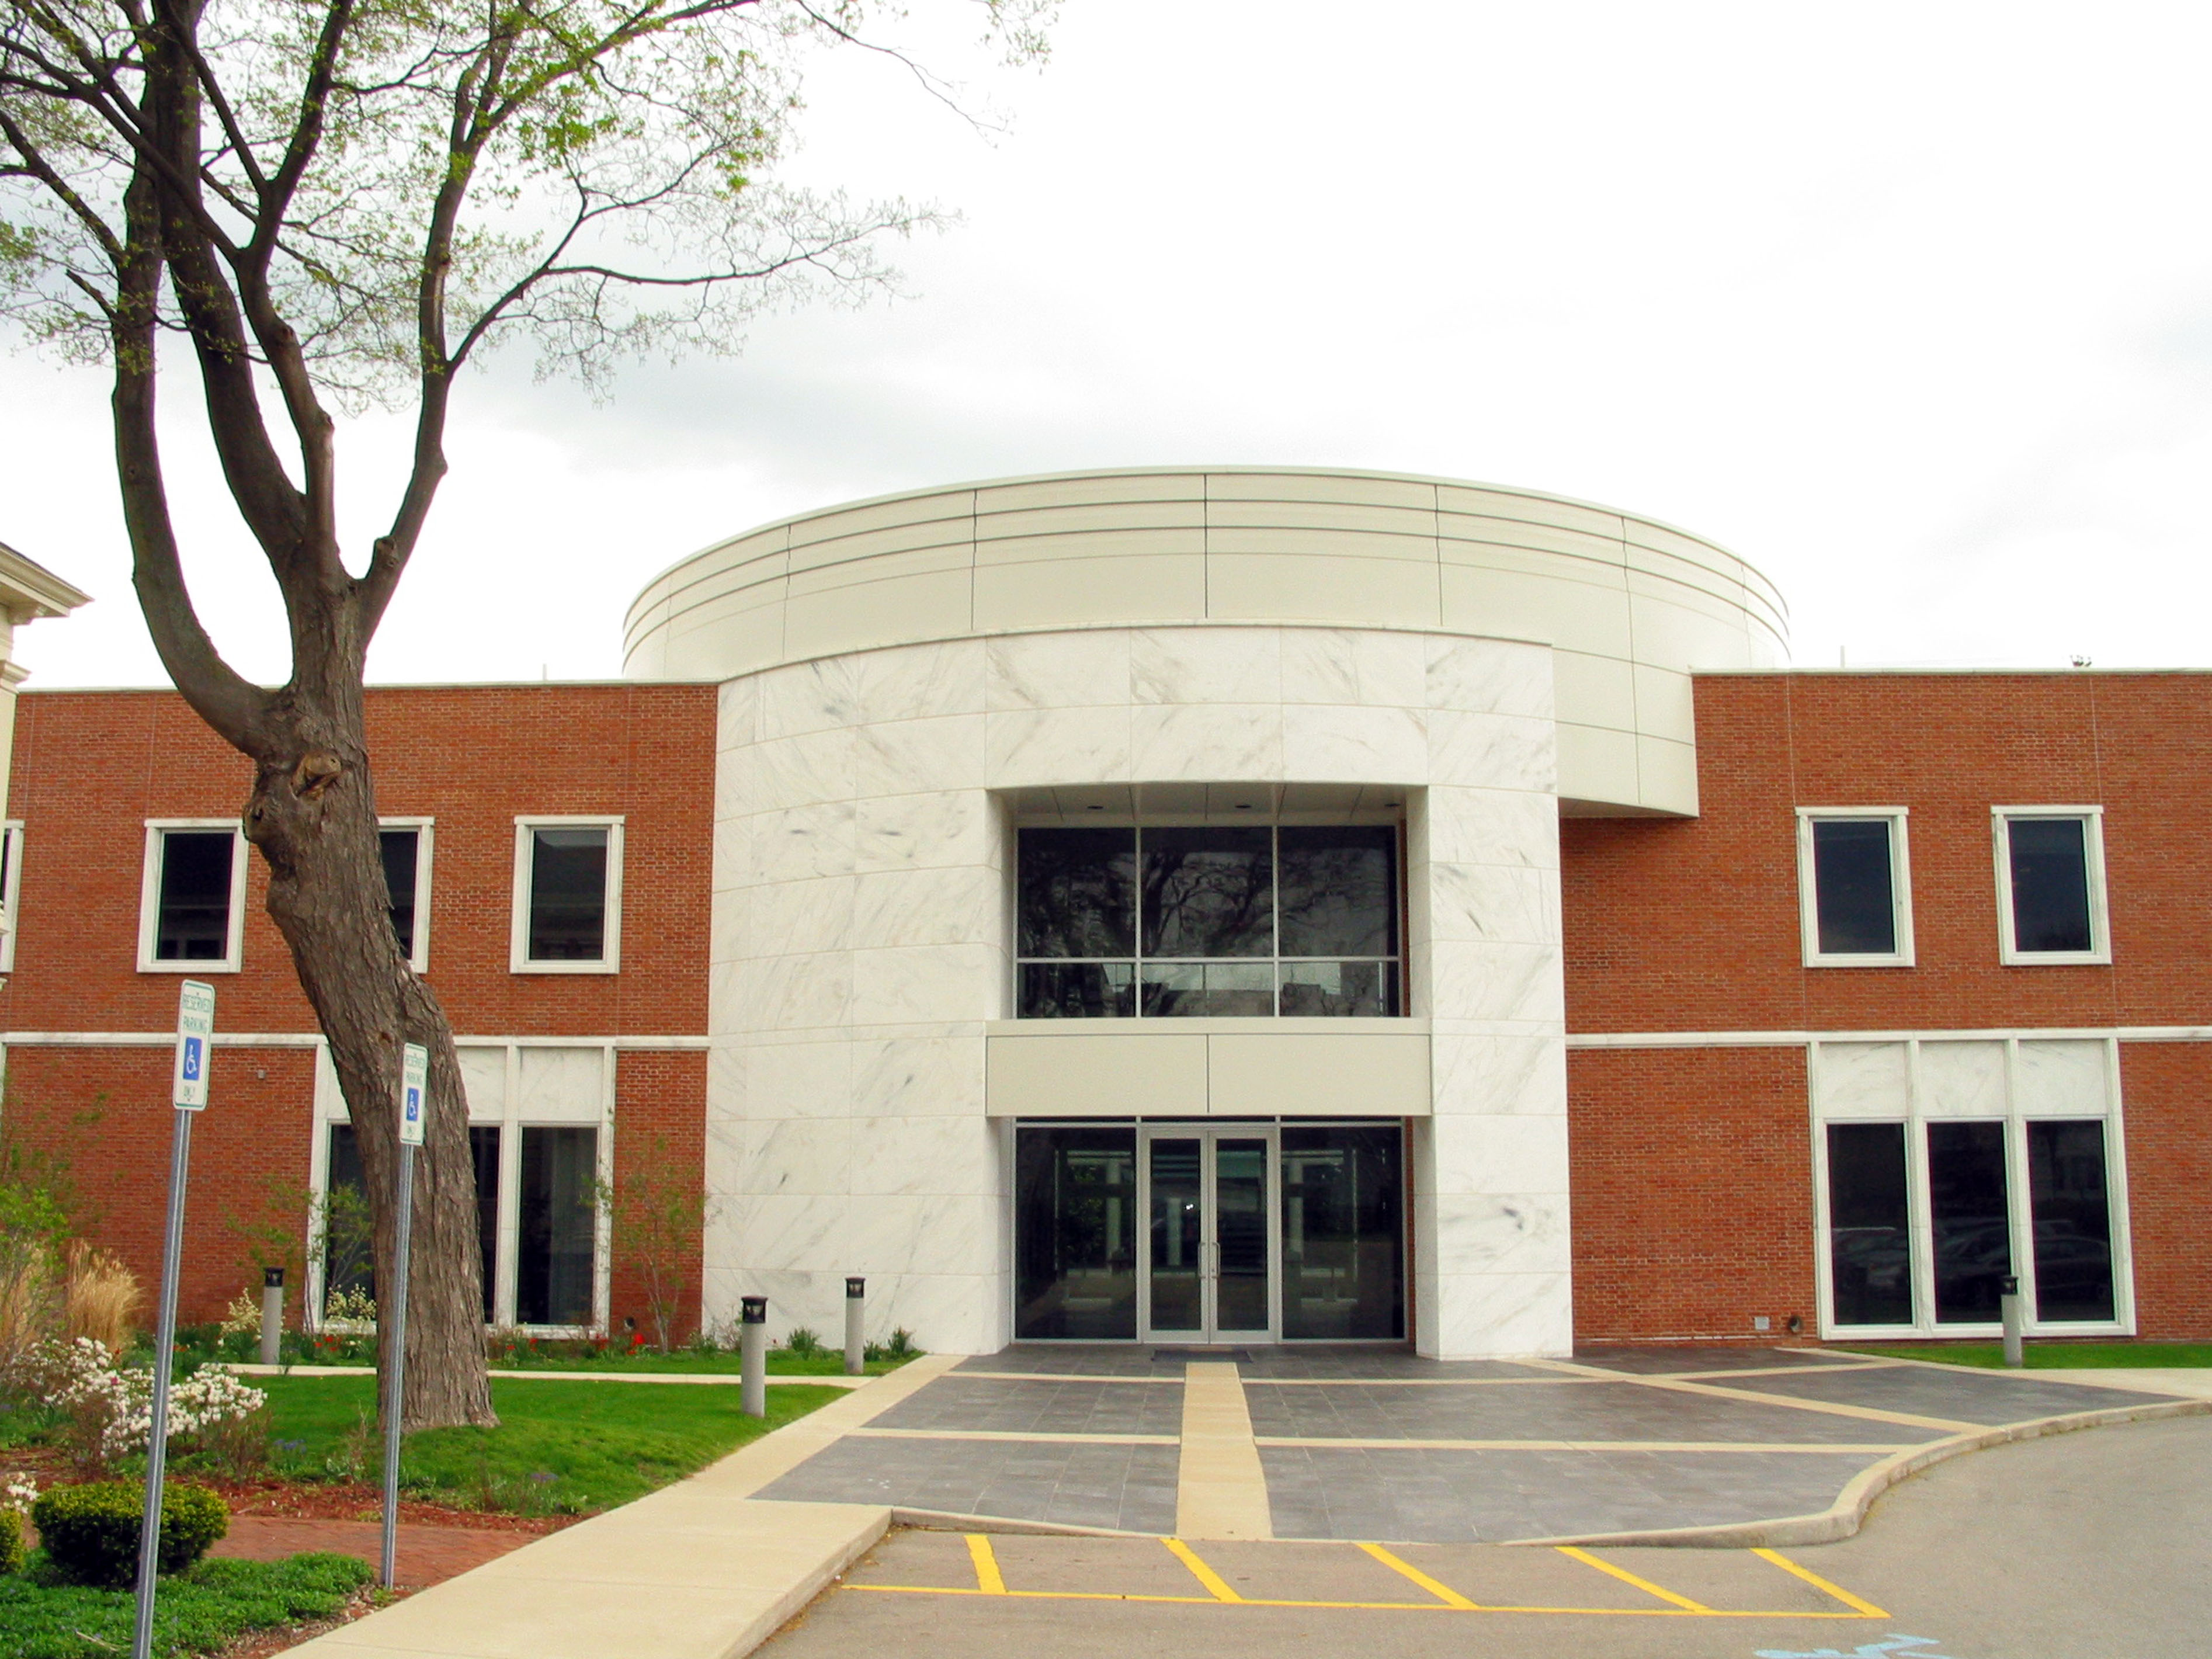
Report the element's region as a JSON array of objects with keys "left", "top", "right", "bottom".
[{"left": 623, "top": 467, "right": 1787, "bottom": 815}]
